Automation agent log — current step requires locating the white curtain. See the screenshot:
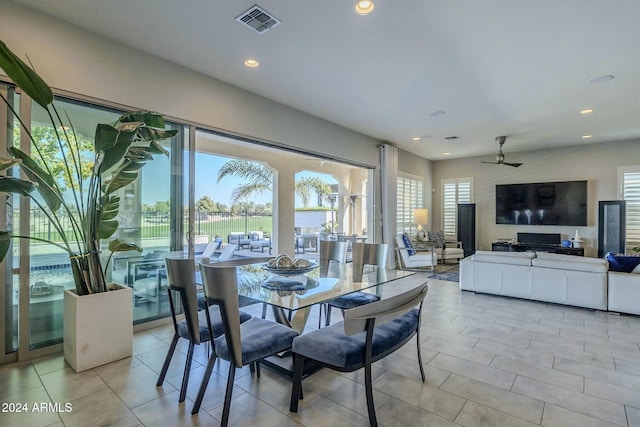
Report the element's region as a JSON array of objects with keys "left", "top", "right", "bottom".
[{"left": 379, "top": 144, "right": 398, "bottom": 268}]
